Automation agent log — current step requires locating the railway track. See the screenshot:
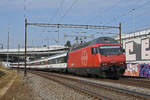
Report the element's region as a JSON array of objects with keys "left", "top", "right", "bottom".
[
  {"left": 121, "top": 76, "right": 150, "bottom": 82},
  {"left": 30, "top": 71, "right": 150, "bottom": 100},
  {"left": 93, "top": 77, "right": 150, "bottom": 89},
  {"left": 30, "top": 71, "right": 110, "bottom": 100},
  {"left": 120, "top": 78, "right": 150, "bottom": 88}
]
